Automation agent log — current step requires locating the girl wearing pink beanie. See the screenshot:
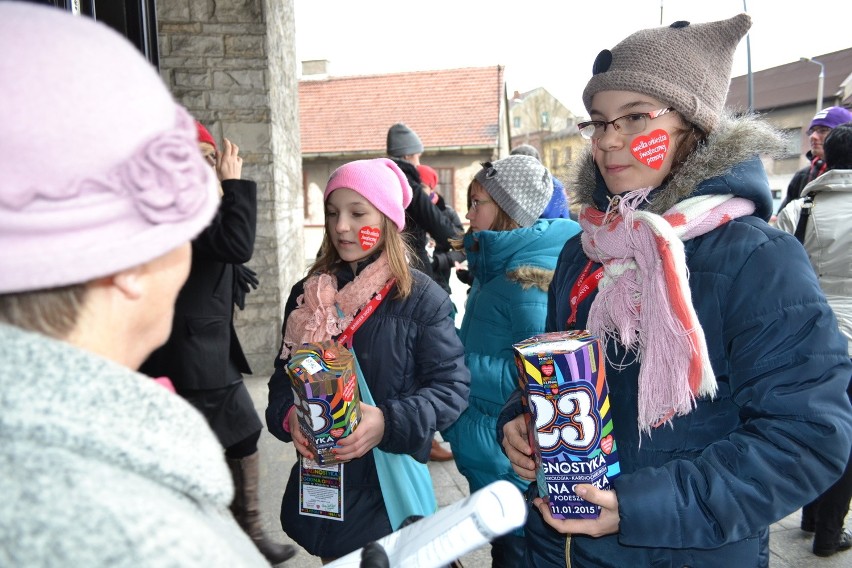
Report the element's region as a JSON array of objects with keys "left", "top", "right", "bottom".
[{"left": 266, "top": 159, "right": 471, "bottom": 560}]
